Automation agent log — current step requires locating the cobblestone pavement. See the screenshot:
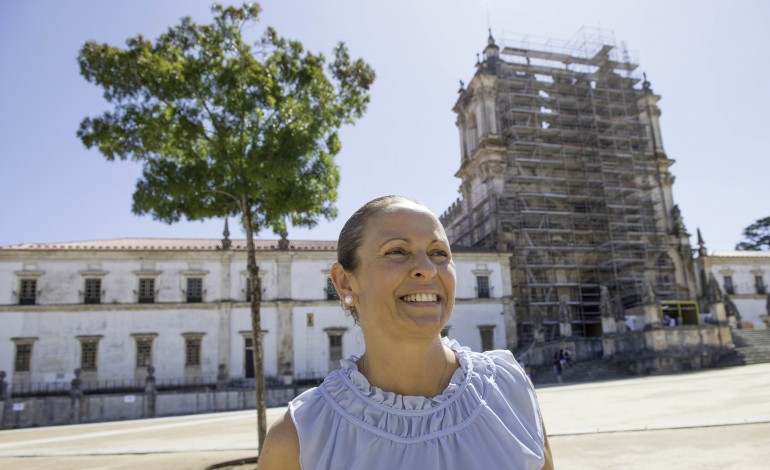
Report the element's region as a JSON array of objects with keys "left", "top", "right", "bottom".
[{"left": 1, "top": 363, "right": 768, "bottom": 469}]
